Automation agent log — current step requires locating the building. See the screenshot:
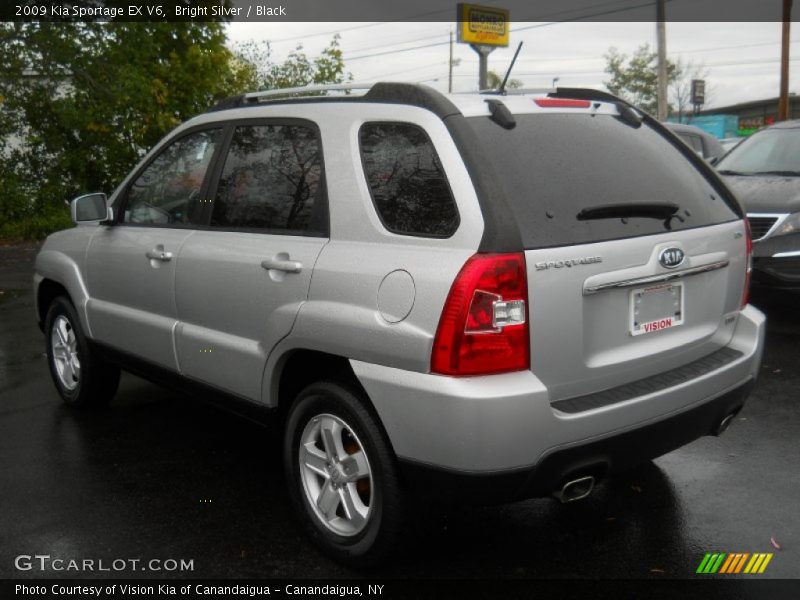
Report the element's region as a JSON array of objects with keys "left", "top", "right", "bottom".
[{"left": 697, "top": 95, "right": 800, "bottom": 136}]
